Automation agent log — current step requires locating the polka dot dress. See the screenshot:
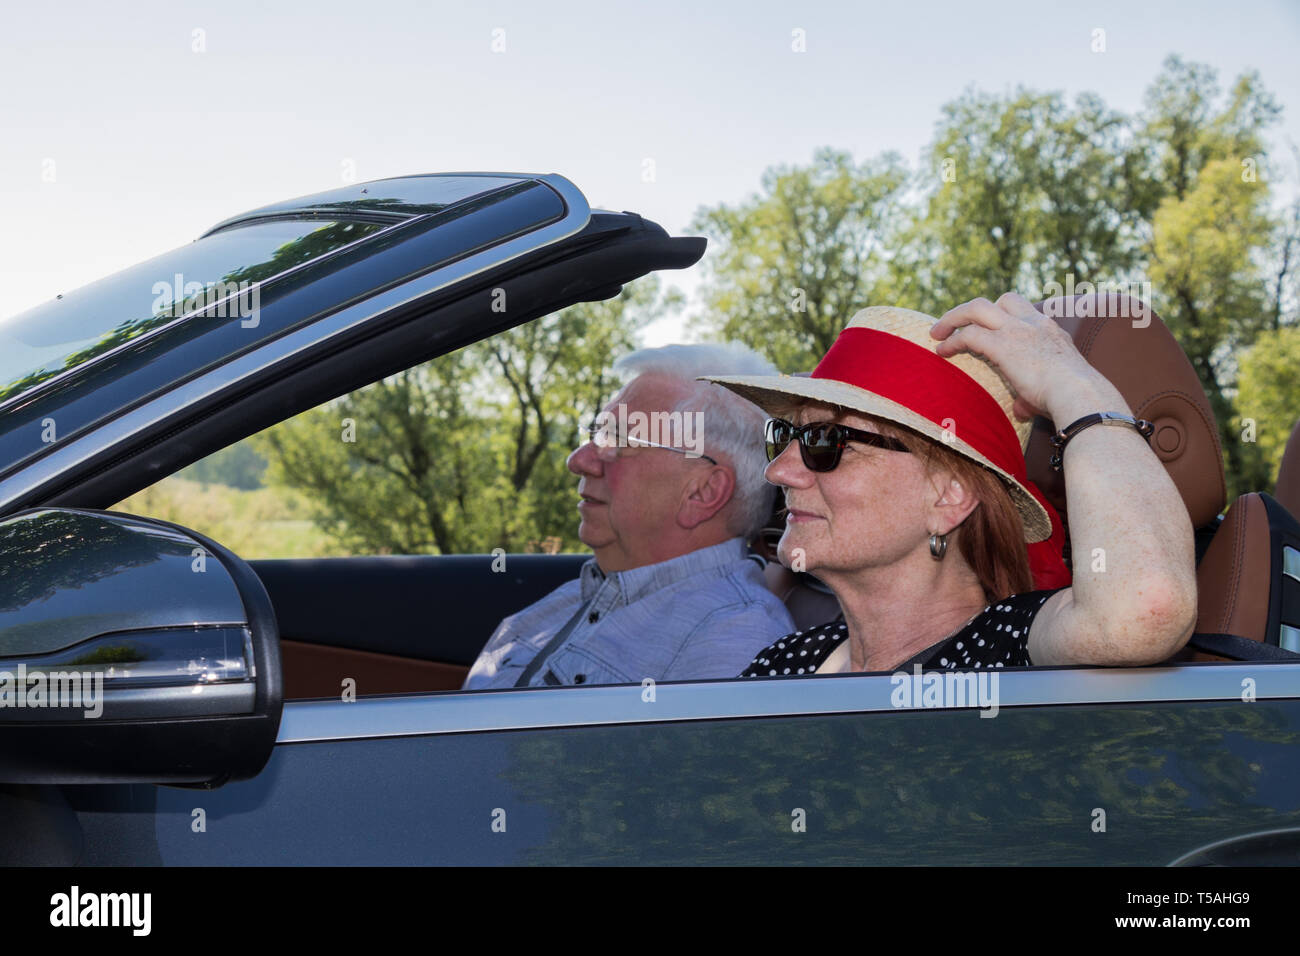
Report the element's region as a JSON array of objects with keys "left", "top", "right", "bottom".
[{"left": 739, "top": 588, "right": 1066, "bottom": 677}]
